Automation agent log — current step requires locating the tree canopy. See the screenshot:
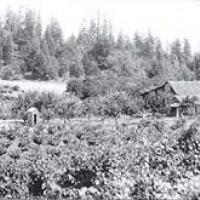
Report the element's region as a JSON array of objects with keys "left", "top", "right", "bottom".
[{"left": 0, "top": 9, "right": 196, "bottom": 83}]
